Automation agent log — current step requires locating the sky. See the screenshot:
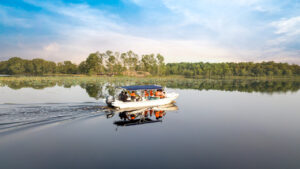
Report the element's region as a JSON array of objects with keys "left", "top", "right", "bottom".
[{"left": 0, "top": 0, "right": 299, "bottom": 64}]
